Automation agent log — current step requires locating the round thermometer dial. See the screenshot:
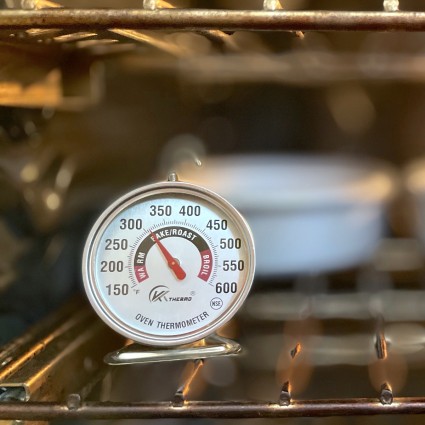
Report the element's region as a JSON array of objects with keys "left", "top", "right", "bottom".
[{"left": 83, "top": 181, "right": 255, "bottom": 346}]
